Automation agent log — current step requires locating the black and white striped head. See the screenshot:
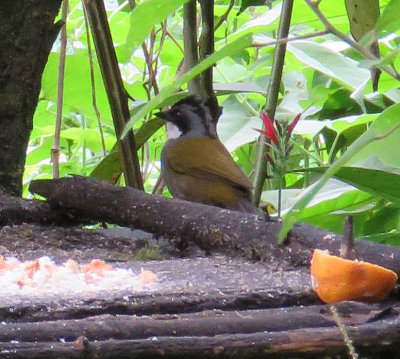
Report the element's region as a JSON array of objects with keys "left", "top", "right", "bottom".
[{"left": 156, "top": 95, "right": 214, "bottom": 137}]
